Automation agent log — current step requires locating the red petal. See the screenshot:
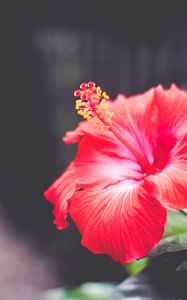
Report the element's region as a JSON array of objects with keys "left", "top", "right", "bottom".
[
  {"left": 155, "top": 84, "right": 187, "bottom": 138},
  {"left": 62, "top": 112, "right": 116, "bottom": 145},
  {"left": 45, "top": 132, "right": 143, "bottom": 229},
  {"left": 150, "top": 163, "right": 187, "bottom": 209},
  {"left": 44, "top": 162, "right": 77, "bottom": 229},
  {"left": 69, "top": 180, "right": 166, "bottom": 264},
  {"left": 110, "top": 89, "right": 158, "bottom": 165},
  {"left": 44, "top": 128, "right": 143, "bottom": 229},
  {"left": 76, "top": 134, "right": 143, "bottom": 179},
  {"left": 149, "top": 133, "right": 187, "bottom": 209},
  {"left": 62, "top": 121, "right": 87, "bottom": 144}
]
